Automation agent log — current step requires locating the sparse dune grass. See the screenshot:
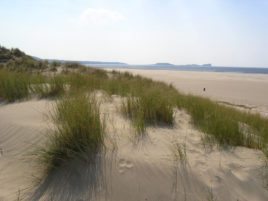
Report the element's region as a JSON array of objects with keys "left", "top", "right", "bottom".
[
  {"left": 39, "top": 94, "right": 104, "bottom": 173},
  {"left": 69, "top": 73, "right": 102, "bottom": 93},
  {"left": 1, "top": 66, "right": 268, "bottom": 157},
  {"left": 0, "top": 69, "right": 30, "bottom": 102},
  {"left": 29, "top": 74, "right": 48, "bottom": 97},
  {"left": 179, "top": 95, "right": 244, "bottom": 147},
  {"left": 121, "top": 88, "right": 175, "bottom": 134},
  {"left": 45, "top": 75, "right": 66, "bottom": 98},
  {"left": 66, "top": 70, "right": 177, "bottom": 135},
  {"left": 108, "top": 72, "right": 178, "bottom": 134},
  {"left": 107, "top": 71, "right": 268, "bottom": 153},
  {"left": 177, "top": 95, "right": 268, "bottom": 152},
  {"left": 31, "top": 75, "right": 66, "bottom": 98}
]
